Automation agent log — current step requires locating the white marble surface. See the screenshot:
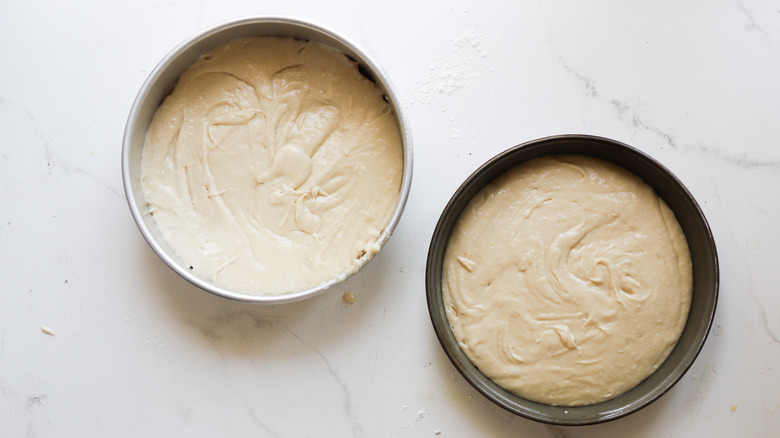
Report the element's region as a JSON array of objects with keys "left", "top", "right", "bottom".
[{"left": 1, "top": 0, "right": 779, "bottom": 436}]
